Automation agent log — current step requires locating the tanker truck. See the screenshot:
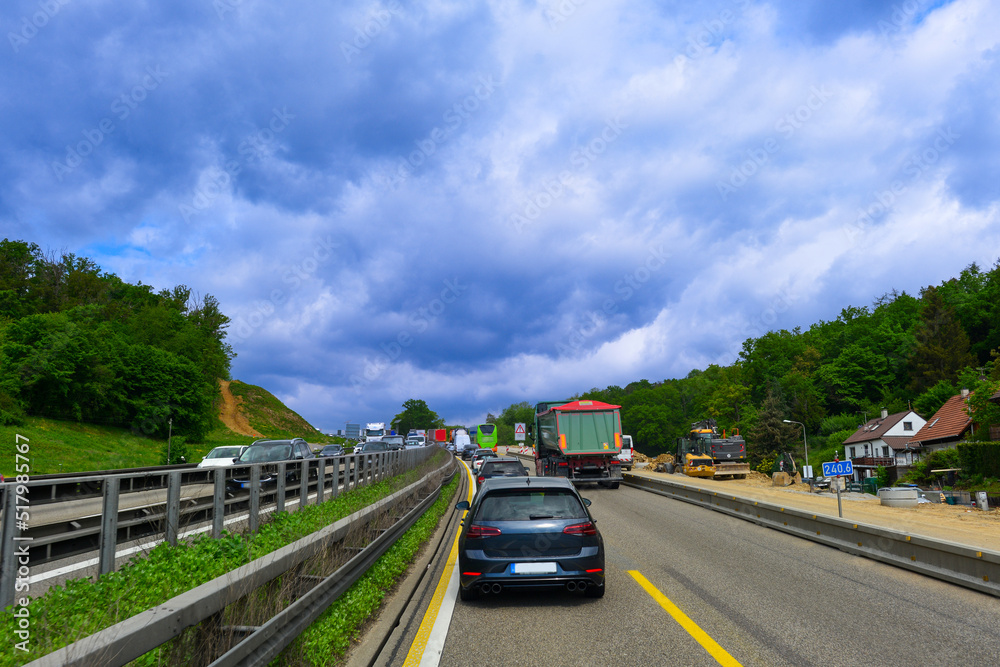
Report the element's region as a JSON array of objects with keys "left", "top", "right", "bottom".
[{"left": 533, "top": 399, "right": 624, "bottom": 488}]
